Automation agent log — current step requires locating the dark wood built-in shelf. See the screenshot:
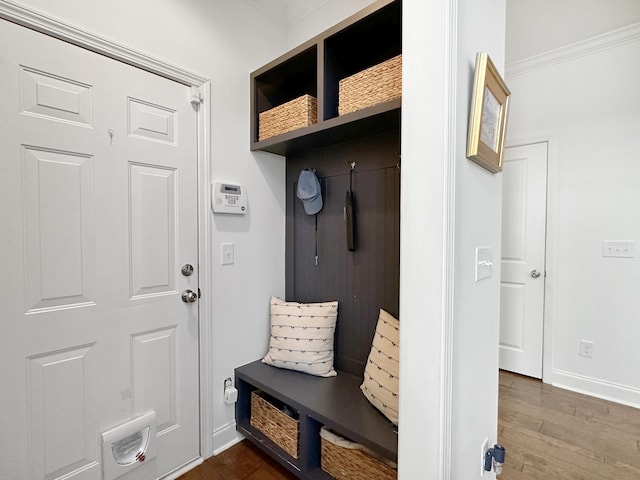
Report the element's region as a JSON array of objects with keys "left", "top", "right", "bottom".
[
  {"left": 242, "top": 2, "right": 402, "bottom": 478},
  {"left": 250, "top": 0, "right": 401, "bottom": 155},
  {"left": 236, "top": 361, "right": 398, "bottom": 479}
]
